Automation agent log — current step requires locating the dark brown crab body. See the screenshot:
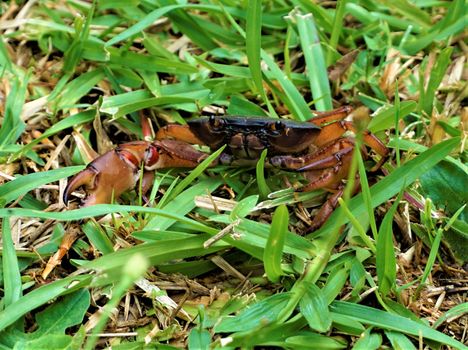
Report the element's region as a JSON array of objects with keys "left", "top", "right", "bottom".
[
  {"left": 64, "top": 106, "right": 388, "bottom": 231},
  {"left": 186, "top": 116, "right": 321, "bottom": 159}
]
